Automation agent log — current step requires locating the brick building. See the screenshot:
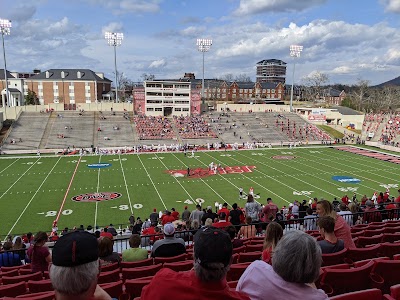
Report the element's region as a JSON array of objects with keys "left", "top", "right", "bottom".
[{"left": 24, "top": 69, "right": 112, "bottom": 109}]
